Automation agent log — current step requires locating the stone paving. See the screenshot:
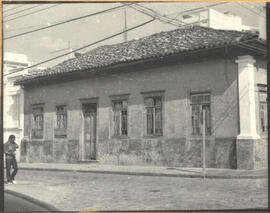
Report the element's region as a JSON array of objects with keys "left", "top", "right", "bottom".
[{"left": 4, "top": 170, "right": 268, "bottom": 211}]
